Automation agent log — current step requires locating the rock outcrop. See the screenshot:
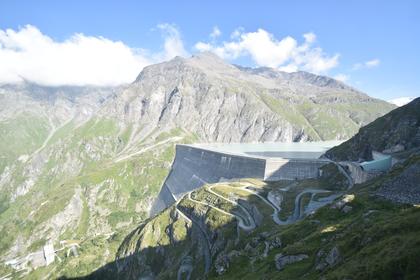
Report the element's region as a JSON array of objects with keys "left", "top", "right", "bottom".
[
  {"left": 316, "top": 246, "right": 341, "bottom": 271},
  {"left": 275, "top": 253, "right": 309, "bottom": 270},
  {"left": 376, "top": 161, "right": 420, "bottom": 204}
]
